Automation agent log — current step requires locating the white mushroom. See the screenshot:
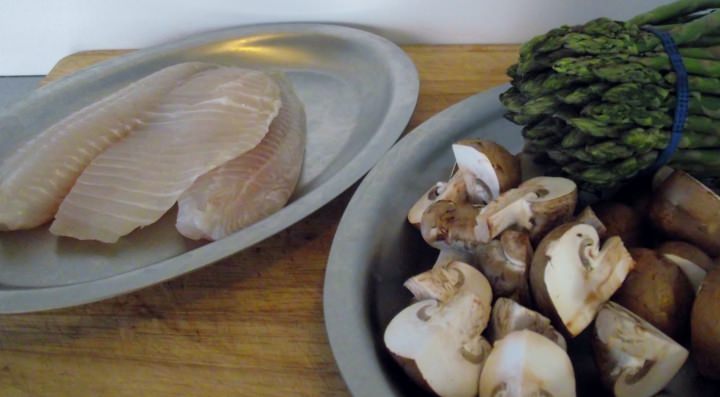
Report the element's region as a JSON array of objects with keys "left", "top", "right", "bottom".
[
  {"left": 592, "top": 302, "right": 688, "bottom": 397},
  {"left": 474, "top": 176, "right": 577, "bottom": 243},
  {"left": 478, "top": 330, "right": 576, "bottom": 397},
  {"left": 408, "top": 139, "right": 520, "bottom": 228},
  {"left": 384, "top": 291, "right": 493, "bottom": 397},
  {"left": 452, "top": 139, "right": 520, "bottom": 204},
  {"left": 421, "top": 177, "right": 577, "bottom": 250},
  {"left": 529, "top": 222, "right": 634, "bottom": 336},
  {"left": 404, "top": 261, "right": 493, "bottom": 310},
  {"left": 475, "top": 229, "right": 532, "bottom": 304},
  {"left": 488, "top": 297, "right": 567, "bottom": 350},
  {"left": 658, "top": 241, "right": 715, "bottom": 293}
]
